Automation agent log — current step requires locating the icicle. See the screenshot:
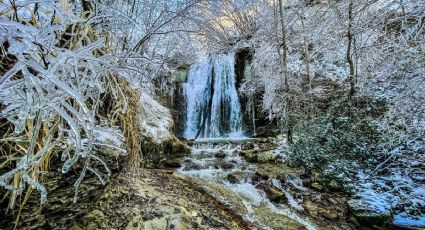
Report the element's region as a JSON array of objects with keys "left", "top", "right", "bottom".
[
  {"left": 62, "top": 153, "right": 79, "bottom": 173},
  {"left": 73, "top": 162, "right": 88, "bottom": 203},
  {"left": 61, "top": 148, "right": 69, "bottom": 161},
  {"left": 15, "top": 104, "right": 30, "bottom": 134},
  {"left": 0, "top": 61, "right": 22, "bottom": 87},
  {"left": 49, "top": 104, "right": 82, "bottom": 153}
]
